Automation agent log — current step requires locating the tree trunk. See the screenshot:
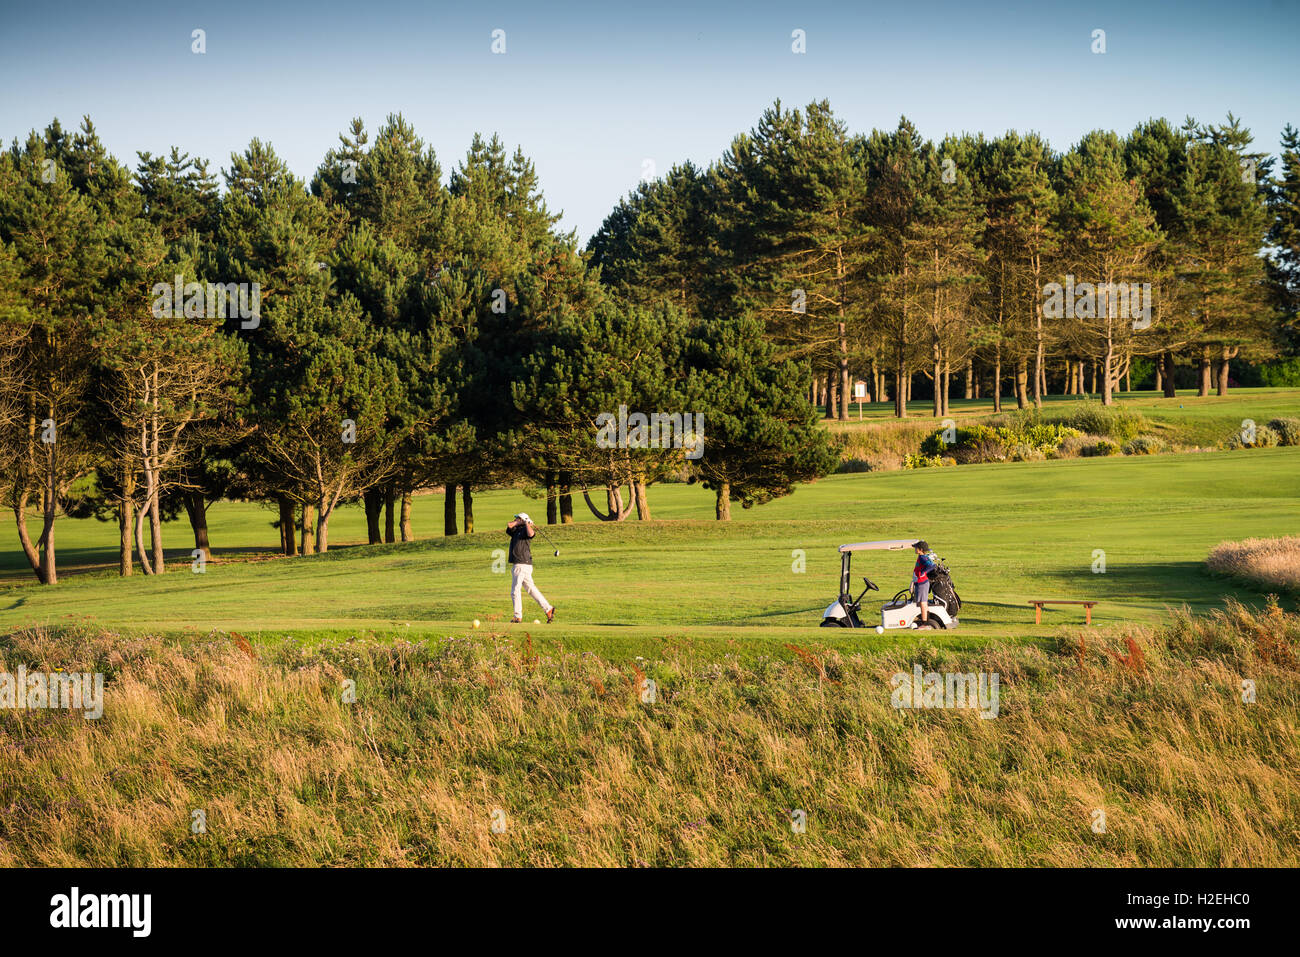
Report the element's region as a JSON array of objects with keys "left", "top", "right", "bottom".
[
  {"left": 1102, "top": 341, "right": 1115, "bottom": 406},
  {"left": 583, "top": 484, "right": 633, "bottom": 521},
  {"left": 1162, "top": 351, "right": 1177, "bottom": 398},
  {"left": 546, "top": 472, "right": 558, "bottom": 525},
  {"left": 14, "top": 489, "right": 49, "bottom": 585},
  {"left": 633, "top": 474, "right": 651, "bottom": 521},
  {"left": 443, "top": 483, "right": 458, "bottom": 536},
  {"left": 134, "top": 426, "right": 157, "bottom": 576},
  {"left": 384, "top": 485, "right": 395, "bottom": 543},
  {"left": 148, "top": 371, "right": 163, "bottom": 575},
  {"left": 824, "top": 368, "right": 836, "bottom": 419},
  {"left": 400, "top": 491, "right": 413, "bottom": 542},
  {"left": 1015, "top": 359, "right": 1028, "bottom": 410},
  {"left": 993, "top": 348, "right": 1003, "bottom": 412},
  {"left": 184, "top": 490, "right": 210, "bottom": 563},
  {"left": 118, "top": 470, "right": 134, "bottom": 576},
  {"left": 838, "top": 355, "right": 850, "bottom": 421},
  {"left": 134, "top": 494, "right": 153, "bottom": 576},
  {"left": 364, "top": 488, "right": 383, "bottom": 545},
  {"left": 316, "top": 501, "right": 330, "bottom": 553},
  {"left": 300, "top": 503, "right": 315, "bottom": 555},
  {"left": 148, "top": 488, "right": 164, "bottom": 575},
  {"left": 1216, "top": 348, "right": 1231, "bottom": 396},
  {"left": 1033, "top": 340, "right": 1044, "bottom": 409},
  {"left": 715, "top": 481, "right": 731, "bottom": 521},
  {"left": 932, "top": 346, "right": 943, "bottom": 418},
  {"left": 1197, "top": 349, "right": 1212, "bottom": 397},
  {"left": 279, "top": 496, "right": 297, "bottom": 556},
  {"left": 462, "top": 484, "right": 474, "bottom": 533},
  {"left": 964, "top": 358, "right": 974, "bottom": 400},
  {"left": 559, "top": 471, "right": 574, "bottom": 524}
]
